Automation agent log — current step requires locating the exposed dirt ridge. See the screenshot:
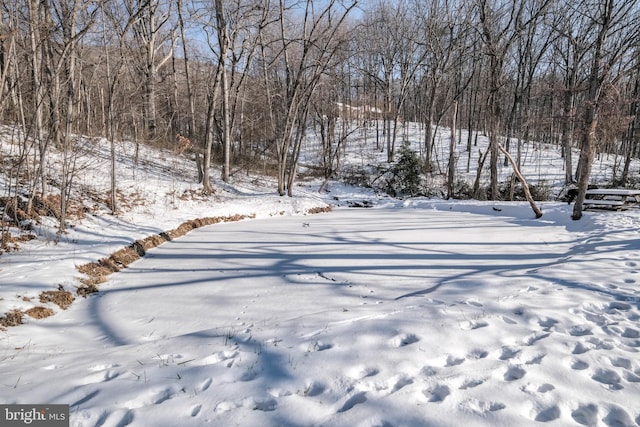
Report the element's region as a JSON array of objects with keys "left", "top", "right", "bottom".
[{"left": 0, "top": 206, "right": 332, "bottom": 329}]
